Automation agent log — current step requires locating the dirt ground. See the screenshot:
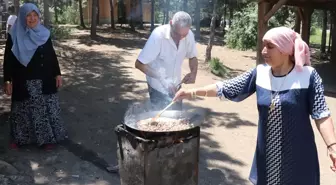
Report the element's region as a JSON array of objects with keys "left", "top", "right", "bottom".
[{"left": 0, "top": 26, "right": 335, "bottom": 185}]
